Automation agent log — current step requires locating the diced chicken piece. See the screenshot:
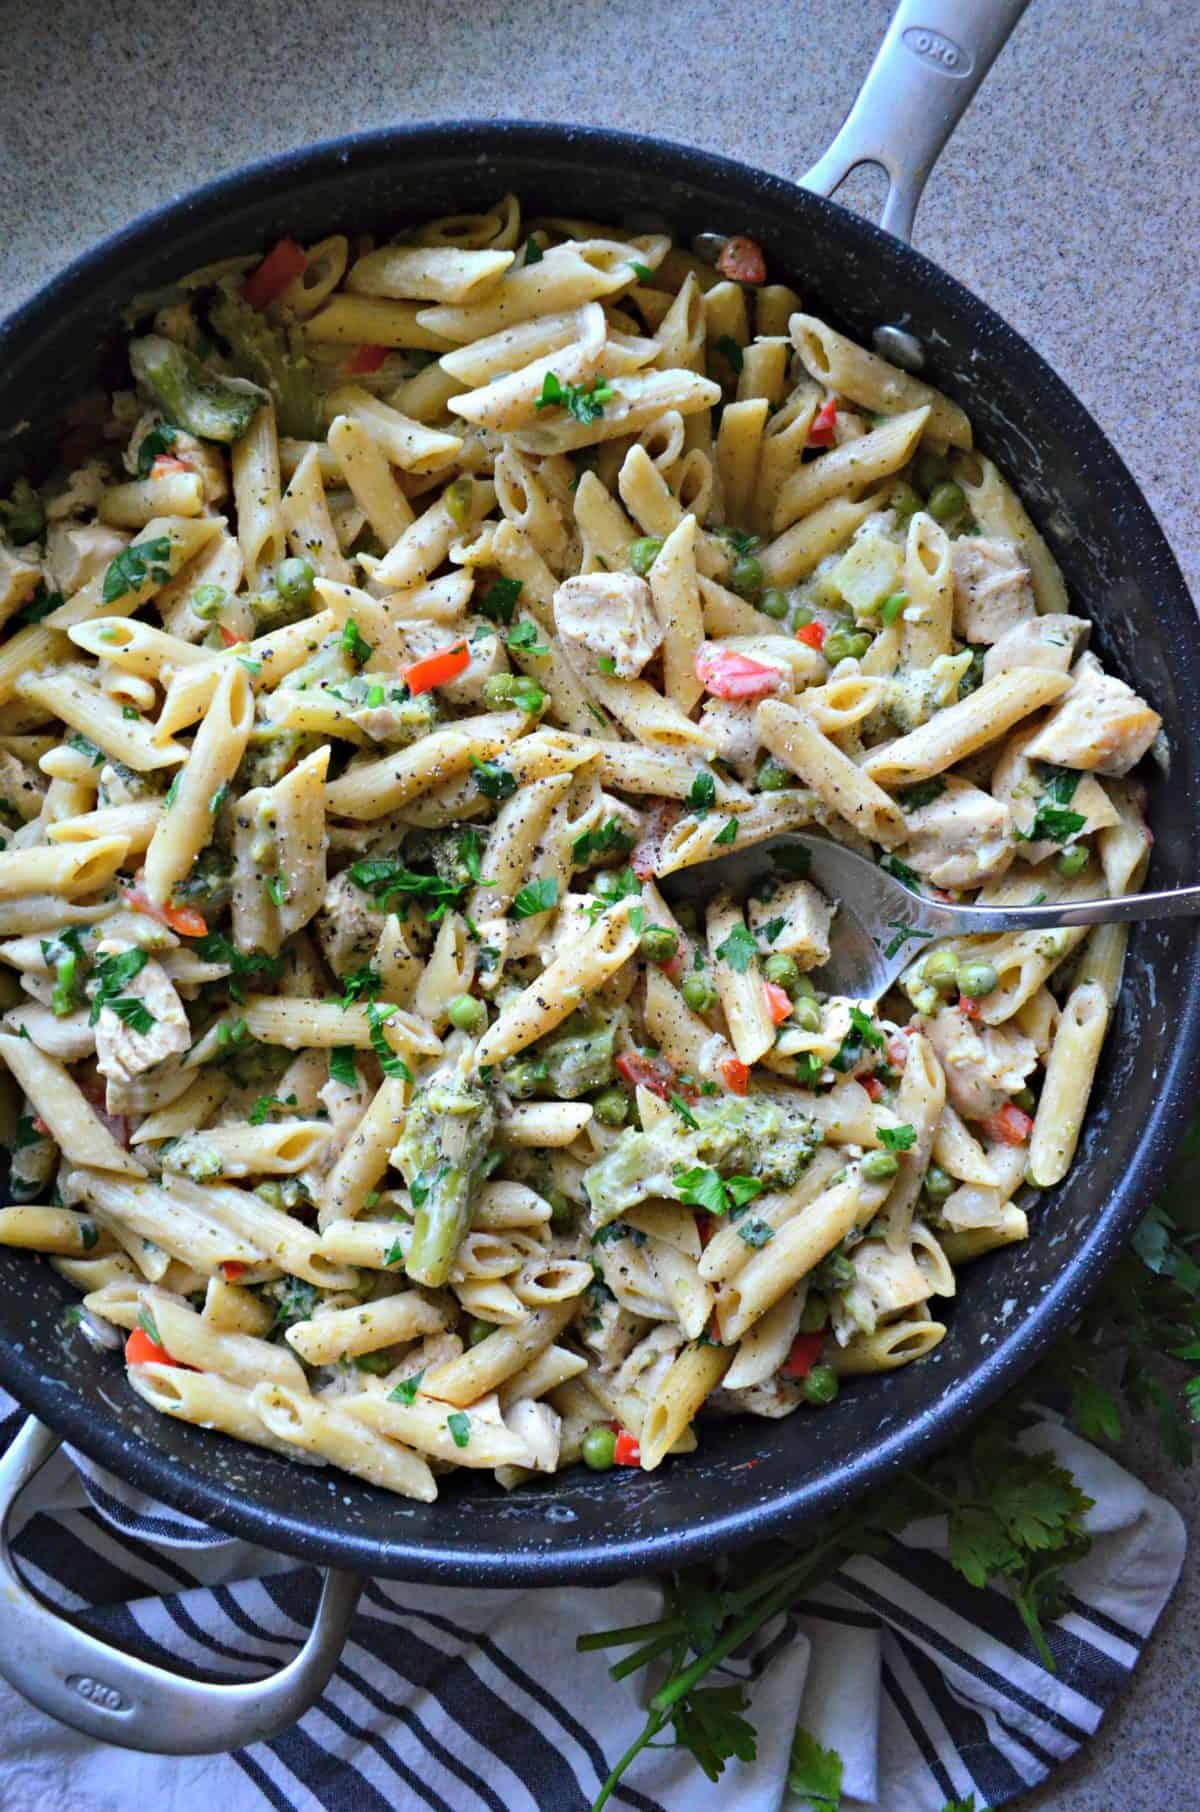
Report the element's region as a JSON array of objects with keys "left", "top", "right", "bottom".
[
  {"left": 886, "top": 650, "right": 974, "bottom": 732},
  {"left": 0, "top": 749, "right": 46, "bottom": 823},
  {"left": 46, "top": 521, "right": 129, "bottom": 598},
  {"left": 900, "top": 776, "right": 1013, "bottom": 890},
  {"left": 506, "top": 1398, "right": 562, "bottom": 1472},
  {"left": 1022, "top": 650, "right": 1161, "bottom": 777},
  {"left": 697, "top": 697, "right": 759, "bottom": 779},
  {"left": 748, "top": 879, "right": 833, "bottom": 970},
  {"left": 0, "top": 540, "right": 42, "bottom": 627},
  {"left": 709, "top": 1378, "right": 805, "bottom": 1419},
  {"left": 832, "top": 409, "right": 868, "bottom": 446},
  {"left": 315, "top": 869, "right": 384, "bottom": 975},
  {"left": 93, "top": 954, "right": 191, "bottom": 1087},
  {"left": 553, "top": 571, "right": 663, "bottom": 680},
  {"left": 105, "top": 1057, "right": 197, "bottom": 1117},
  {"left": 45, "top": 459, "right": 109, "bottom": 522},
  {"left": 951, "top": 537, "right": 1037, "bottom": 643},
  {"left": 399, "top": 619, "right": 507, "bottom": 707},
  {"left": 991, "top": 721, "right": 1118, "bottom": 862},
  {"left": 923, "top": 1006, "right": 1037, "bottom": 1121},
  {"left": 983, "top": 613, "right": 1089, "bottom": 681}
]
